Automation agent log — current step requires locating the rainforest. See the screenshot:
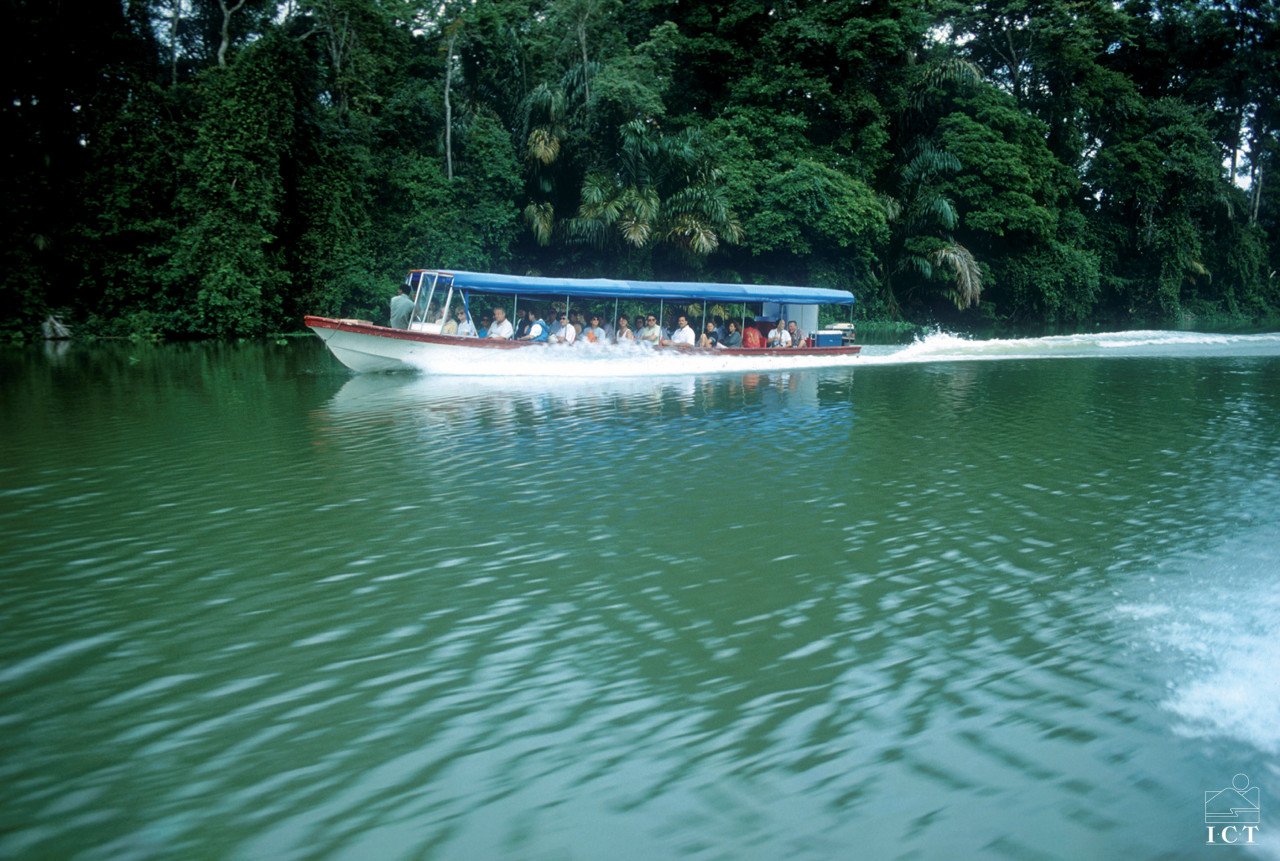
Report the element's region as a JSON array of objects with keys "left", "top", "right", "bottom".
[{"left": 2, "top": 0, "right": 1277, "bottom": 337}]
